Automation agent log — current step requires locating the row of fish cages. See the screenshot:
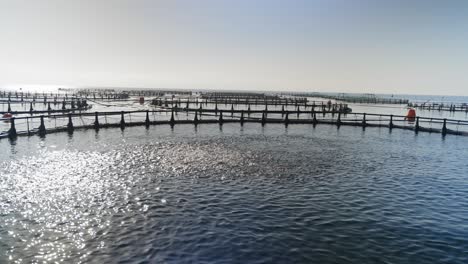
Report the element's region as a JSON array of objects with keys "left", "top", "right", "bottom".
[
  {"left": 159, "top": 101, "right": 353, "bottom": 115},
  {"left": 0, "top": 99, "right": 91, "bottom": 115},
  {"left": 202, "top": 93, "right": 306, "bottom": 103},
  {"left": 151, "top": 97, "right": 343, "bottom": 109},
  {"left": 408, "top": 102, "right": 468, "bottom": 112},
  {"left": 200, "top": 92, "right": 277, "bottom": 99},
  {"left": 2, "top": 108, "right": 467, "bottom": 140},
  {"left": 316, "top": 95, "right": 408, "bottom": 104},
  {"left": 76, "top": 89, "right": 192, "bottom": 99},
  {"left": 282, "top": 92, "right": 409, "bottom": 105},
  {"left": 0, "top": 91, "right": 82, "bottom": 102}
]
